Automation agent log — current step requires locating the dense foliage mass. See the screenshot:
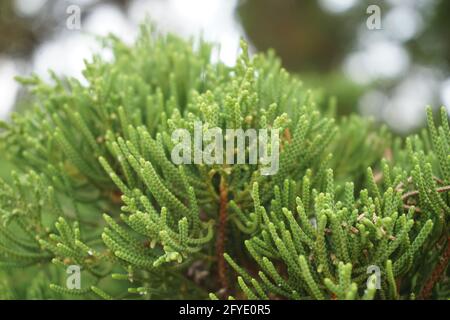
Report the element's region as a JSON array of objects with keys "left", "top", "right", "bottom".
[{"left": 0, "top": 26, "right": 448, "bottom": 300}]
